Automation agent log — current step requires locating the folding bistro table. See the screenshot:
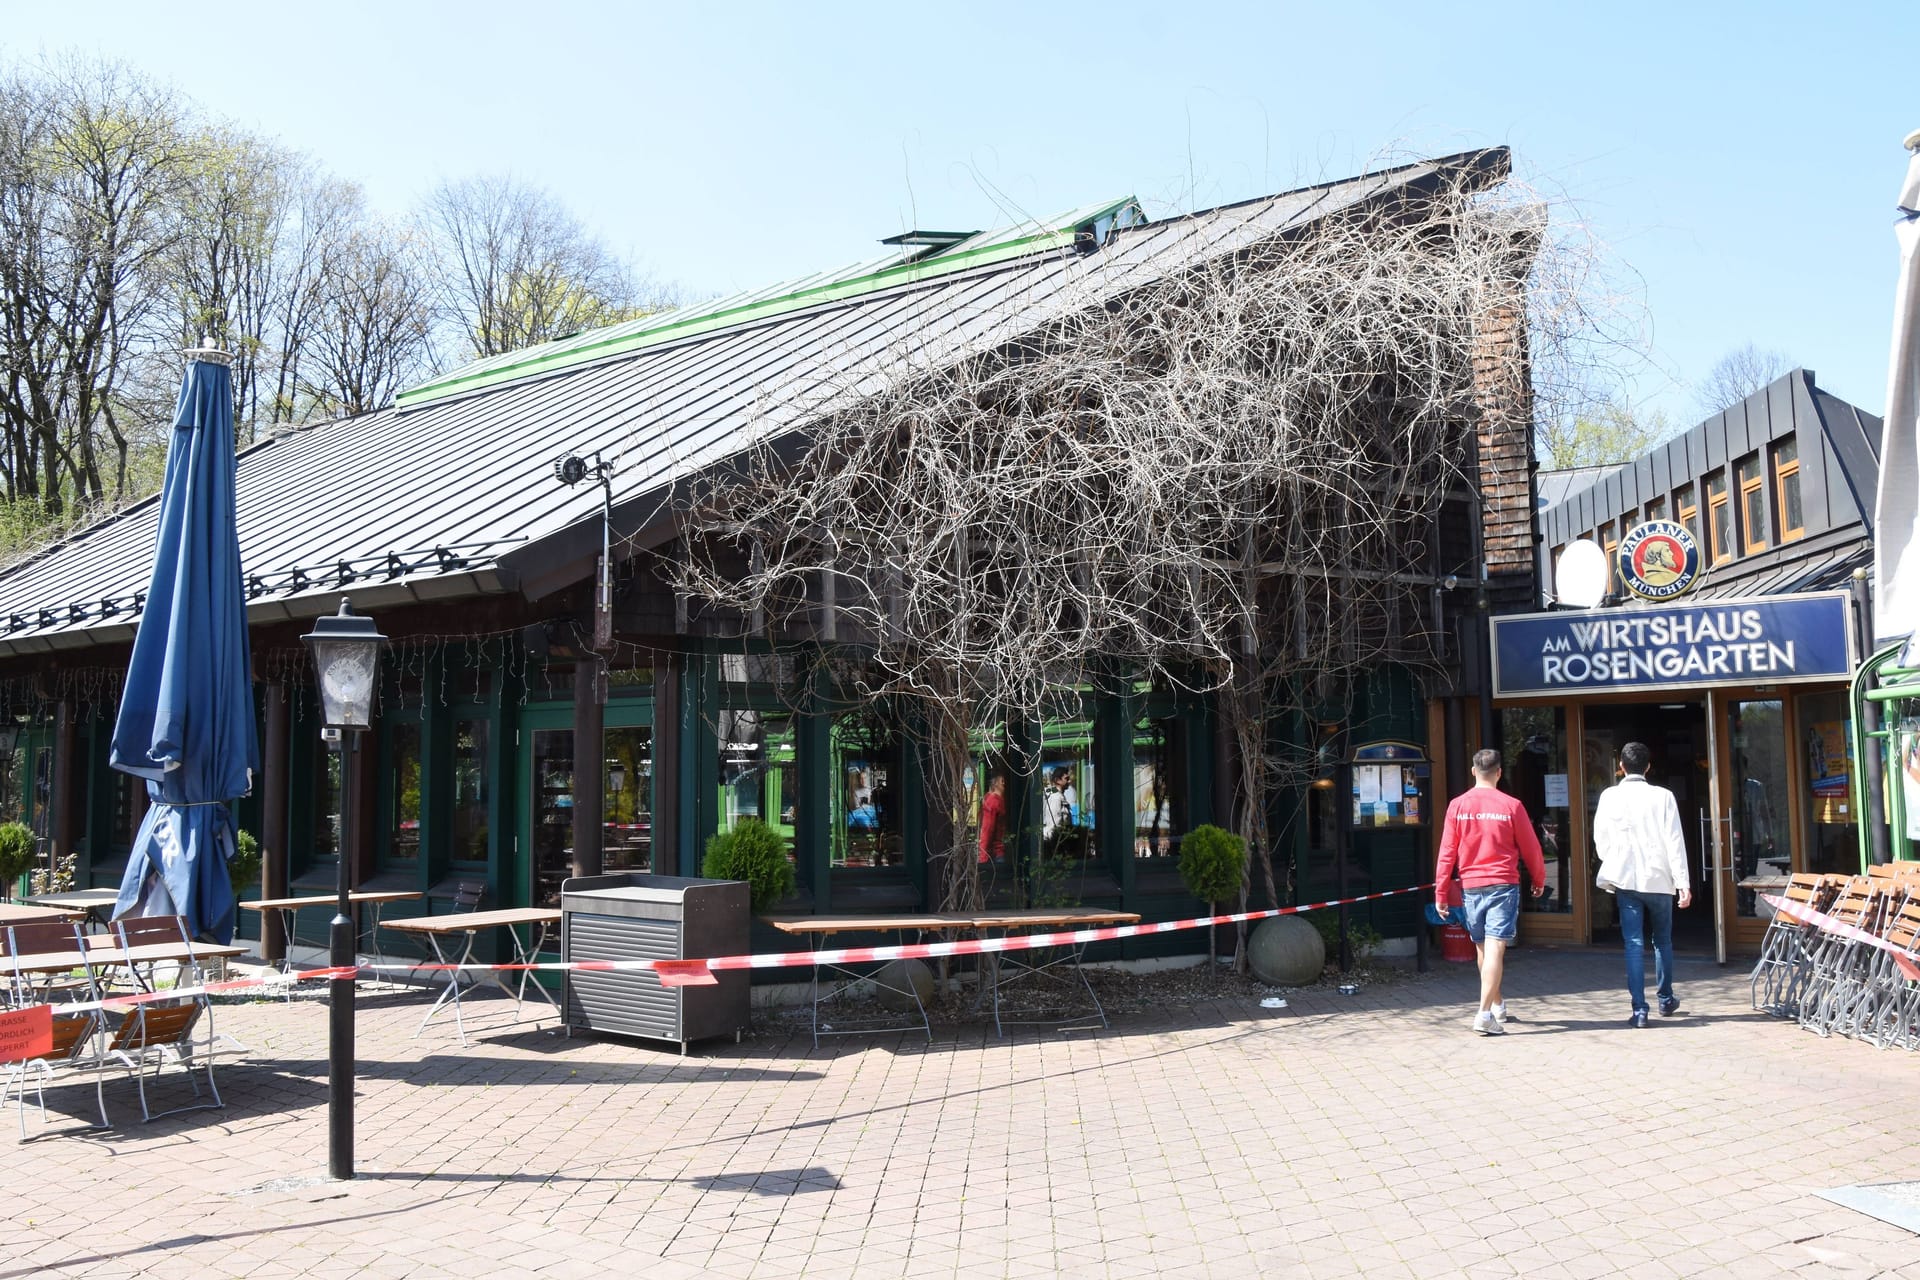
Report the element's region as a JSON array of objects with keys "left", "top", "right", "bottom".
[
  {"left": 764, "top": 914, "right": 956, "bottom": 1048},
  {"left": 237, "top": 890, "right": 423, "bottom": 971},
  {"left": 968, "top": 907, "right": 1139, "bottom": 1036},
  {"left": 23, "top": 890, "right": 120, "bottom": 931},
  {"left": 384, "top": 907, "right": 562, "bottom": 1044}
]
